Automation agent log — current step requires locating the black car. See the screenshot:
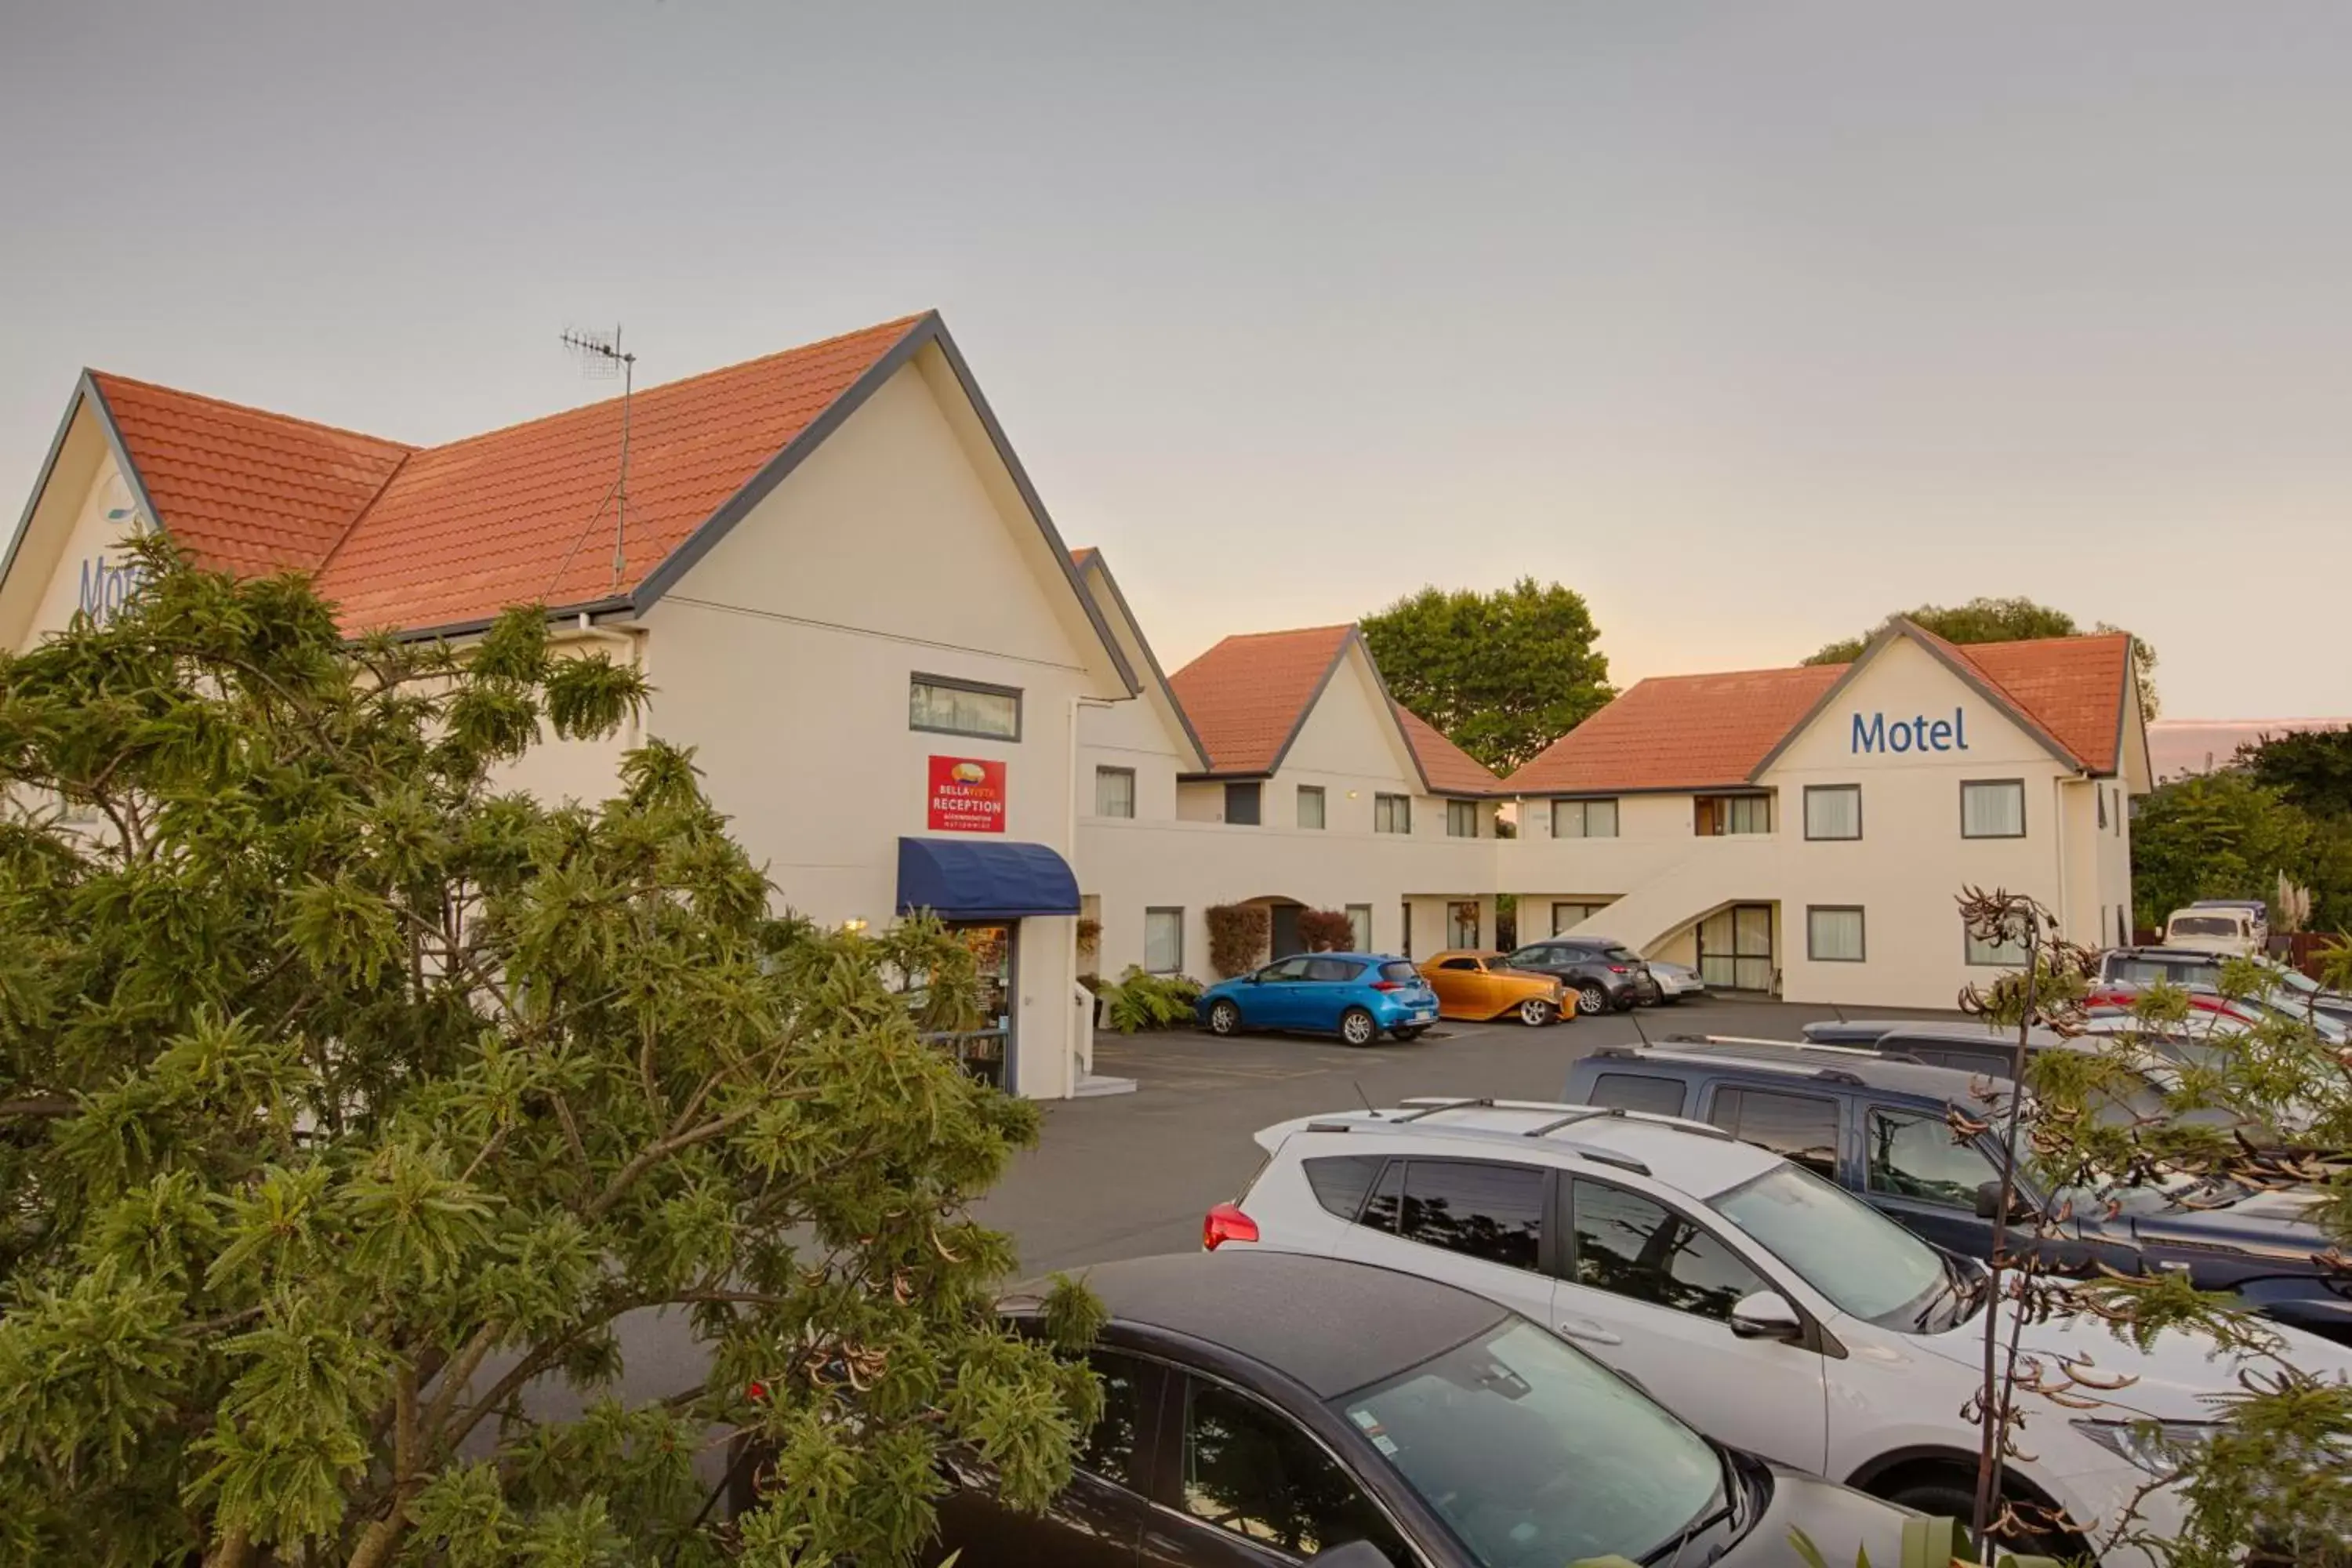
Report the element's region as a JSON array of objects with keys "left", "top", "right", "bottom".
[
  {"left": 1563, "top": 1042, "right": 2352, "bottom": 1347},
  {"left": 937, "top": 1250, "right": 1914, "bottom": 1568},
  {"left": 2098, "top": 946, "right": 2352, "bottom": 1029},
  {"left": 1502, "top": 936, "right": 1661, "bottom": 1015}
]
